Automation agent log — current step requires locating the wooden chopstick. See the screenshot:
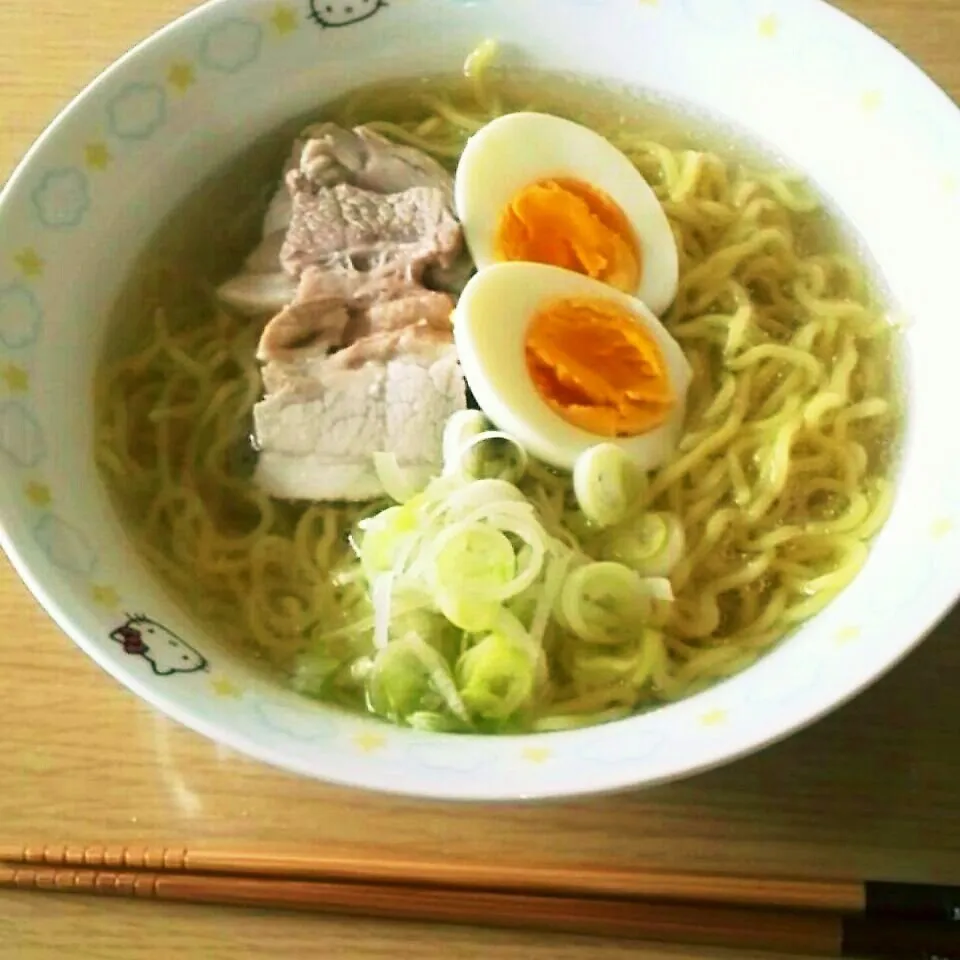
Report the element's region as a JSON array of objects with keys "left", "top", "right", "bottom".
[
  {"left": 2, "top": 844, "right": 958, "bottom": 922},
  {"left": 3, "top": 843, "right": 857, "bottom": 910},
  {"left": 0, "top": 863, "right": 853, "bottom": 956},
  {"left": 3, "top": 863, "right": 960, "bottom": 959}
]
